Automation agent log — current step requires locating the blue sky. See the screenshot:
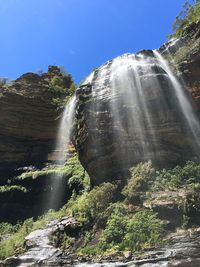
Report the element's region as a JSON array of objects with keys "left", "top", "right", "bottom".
[{"left": 0, "top": 0, "right": 187, "bottom": 83}]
